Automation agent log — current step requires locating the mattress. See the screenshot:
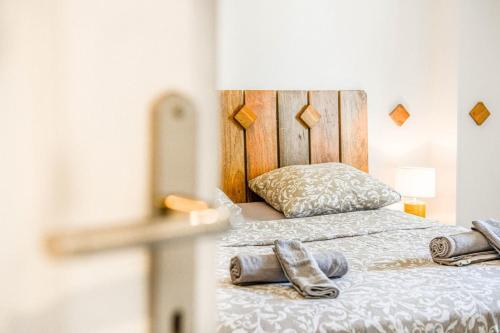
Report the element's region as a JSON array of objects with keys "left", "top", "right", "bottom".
[{"left": 216, "top": 209, "right": 500, "bottom": 332}]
